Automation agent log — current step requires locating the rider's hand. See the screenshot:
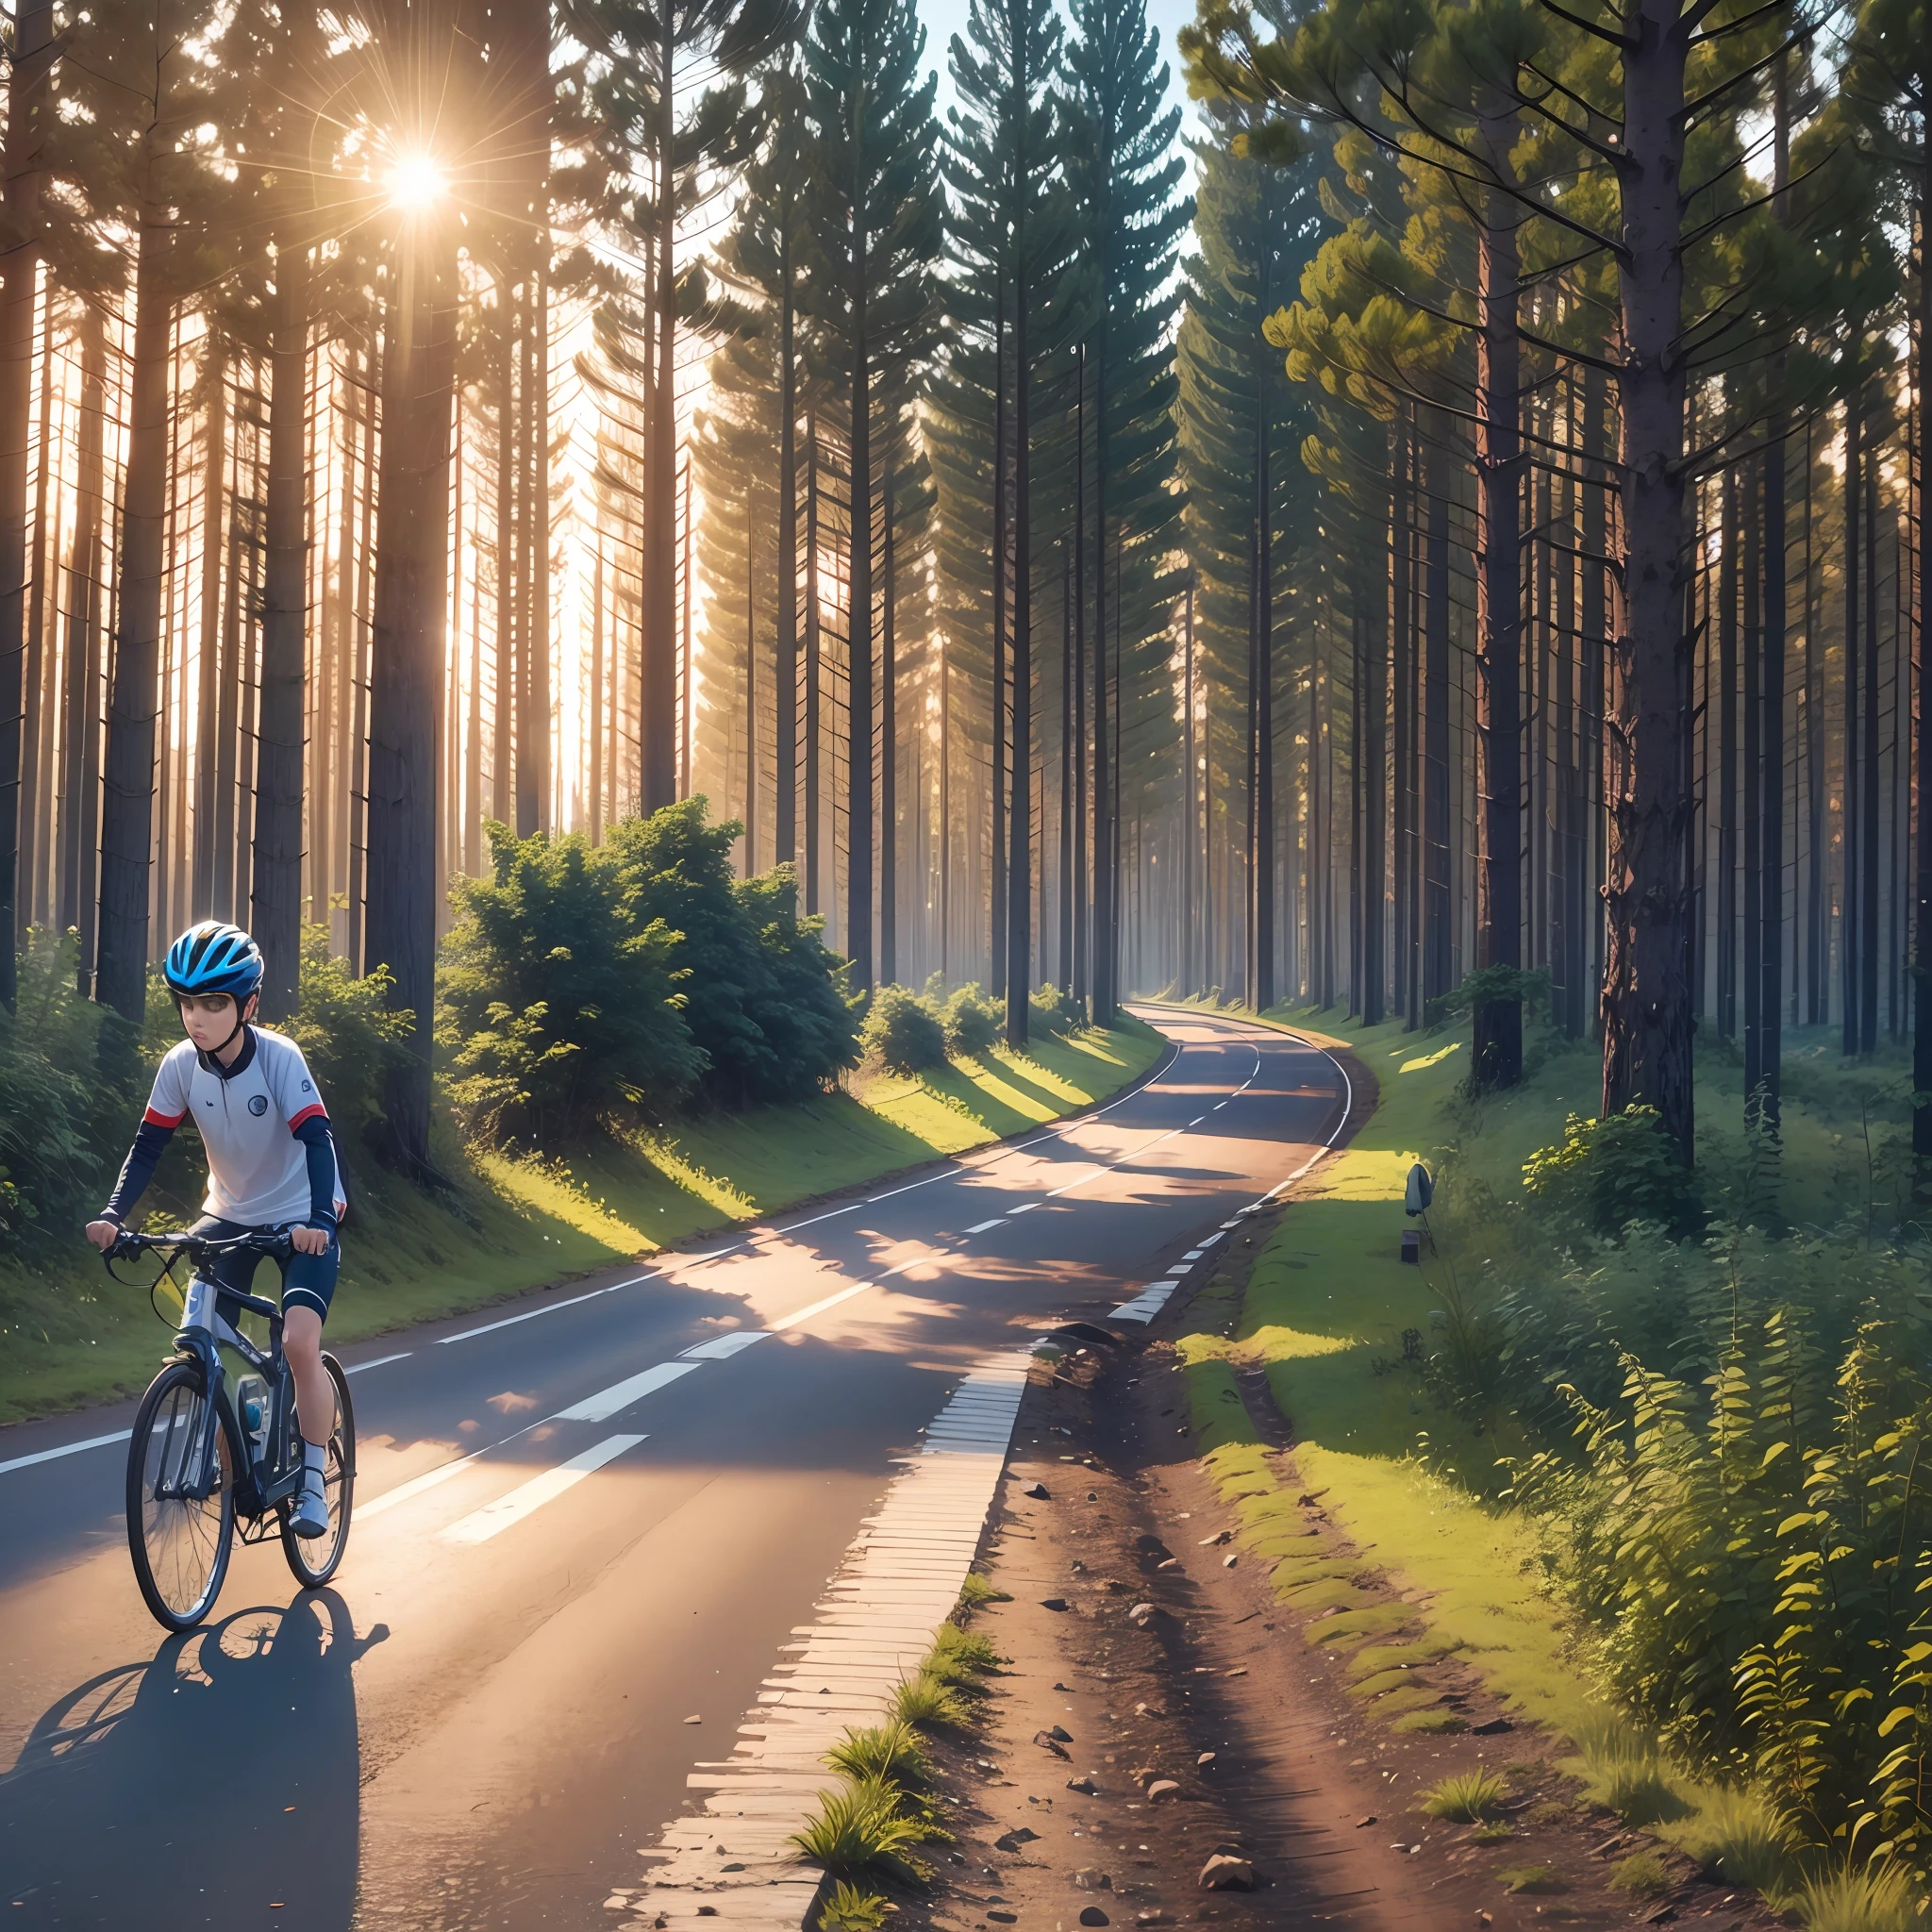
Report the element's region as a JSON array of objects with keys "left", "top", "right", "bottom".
[
  {"left": 291, "top": 1224, "right": 331, "bottom": 1257},
  {"left": 86, "top": 1220, "right": 120, "bottom": 1251}
]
